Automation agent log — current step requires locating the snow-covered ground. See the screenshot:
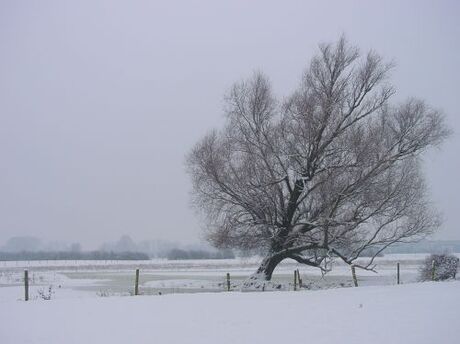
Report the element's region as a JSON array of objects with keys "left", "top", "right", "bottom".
[
  {"left": 0, "top": 253, "right": 437, "bottom": 269},
  {"left": 1, "top": 254, "right": 457, "bottom": 301},
  {"left": 1, "top": 281, "right": 459, "bottom": 344}
]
